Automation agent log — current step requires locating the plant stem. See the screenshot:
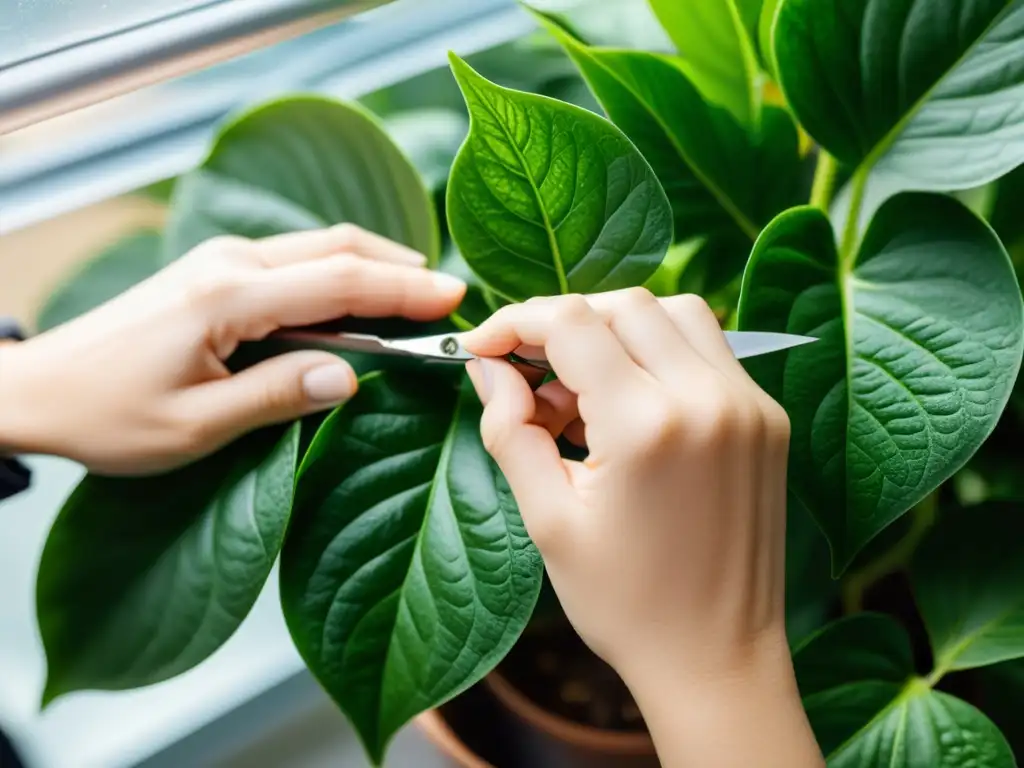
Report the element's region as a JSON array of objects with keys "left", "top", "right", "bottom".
[
  {"left": 839, "top": 166, "right": 869, "bottom": 267},
  {"left": 840, "top": 493, "right": 939, "bottom": 615},
  {"left": 809, "top": 150, "right": 838, "bottom": 211}
]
